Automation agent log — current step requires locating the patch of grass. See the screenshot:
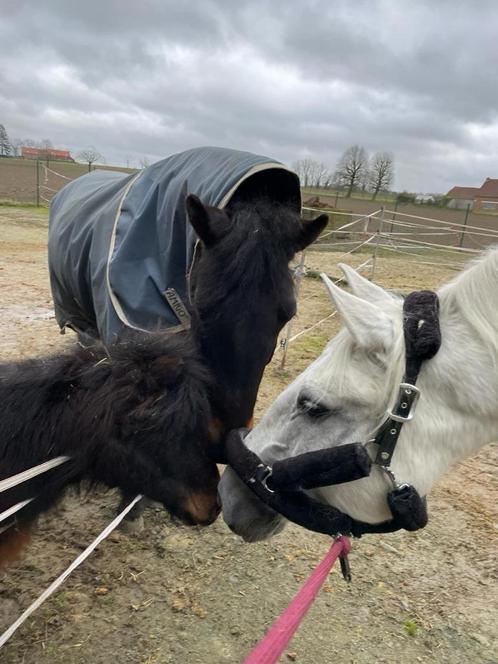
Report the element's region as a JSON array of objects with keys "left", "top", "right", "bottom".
[
  {"left": 303, "top": 269, "right": 322, "bottom": 280},
  {"left": 293, "top": 332, "right": 328, "bottom": 357},
  {"left": 0, "top": 199, "right": 46, "bottom": 210},
  {"left": 52, "top": 590, "right": 71, "bottom": 611},
  {"left": 302, "top": 187, "right": 397, "bottom": 203},
  {"left": 403, "top": 618, "right": 418, "bottom": 637}
]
